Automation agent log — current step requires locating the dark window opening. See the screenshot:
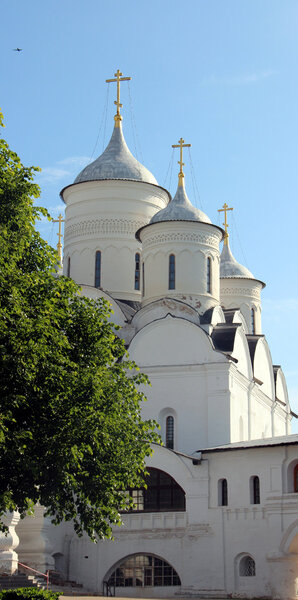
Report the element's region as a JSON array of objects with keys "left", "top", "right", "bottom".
[
  {"left": 251, "top": 308, "right": 255, "bottom": 334},
  {"left": 67, "top": 257, "right": 71, "bottom": 278},
  {"left": 95, "top": 251, "right": 101, "bottom": 288},
  {"left": 169, "top": 254, "right": 175, "bottom": 290},
  {"left": 108, "top": 554, "right": 181, "bottom": 588},
  {"left": 294, "top": 465, "right": 298, "bottom": 492},
  {"left": 135, "top": 253, "right": 140, "bottom": 290},
  {"left": 207, "top": 257, "right": 211, "bottom": 293},
  {"left": 142, "top": 262, "right": 145, "bottom": 295},
  {"left": 125, "top": 468, "right": 185, "bottom": 512},
  {"left": 219, "top": 478, "right": 228, "bottom": 506},
  {"left": 252, "top": 476, "right": 260, "bottom": 504},
  {"left": 166, "top": 416, "right": 174, "bottom": 449}
]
